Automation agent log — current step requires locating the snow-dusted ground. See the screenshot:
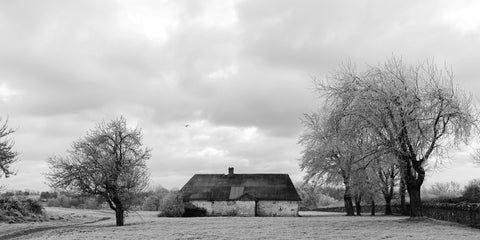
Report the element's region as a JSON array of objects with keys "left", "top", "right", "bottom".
[{"left": 1, "top": 208, "right": 479, "bottom": 239}]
